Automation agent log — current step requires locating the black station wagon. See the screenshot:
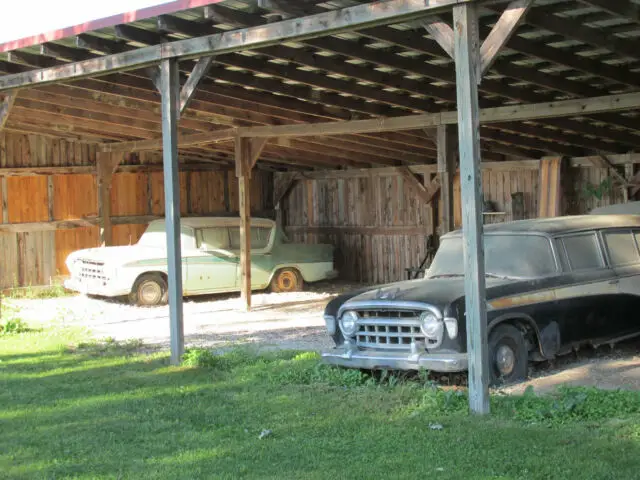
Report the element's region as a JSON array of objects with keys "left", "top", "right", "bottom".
[{"left": 321, "top": 214, "right": 640, "bottom": 385}]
